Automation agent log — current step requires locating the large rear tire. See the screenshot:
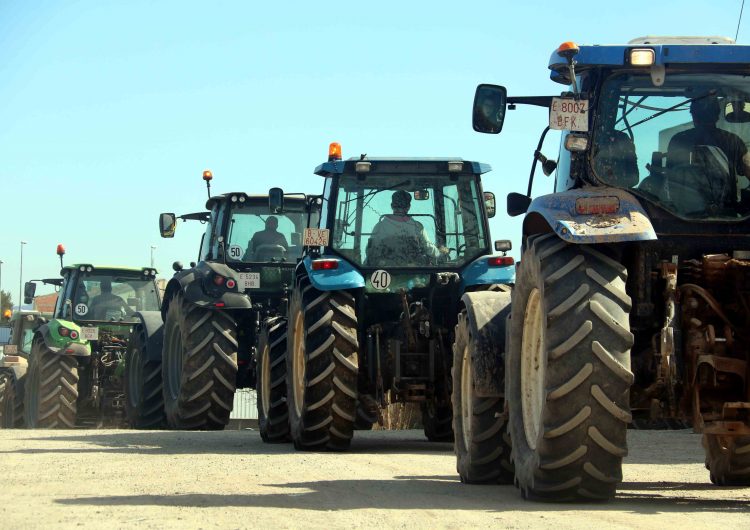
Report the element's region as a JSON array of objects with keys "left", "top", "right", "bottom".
[
  {"left": 287, "top": 275, "right": 358, "bottom": 451},
  {"left": 422, "top": 401, "right": 454, "bottom": 442},
  {"left": 507, "top": 234, "right": 634, "bottom": 501},
  {"left": 452, "top": 309, "right": 514, "bottom": 484},
  {"left": 703, "top": 434, "right": 750, "bottom": 486},
  {"left": 24, "top": 340, "right": 79, "bottom": 429},
  {"left": 257, "top": 316, "right": 290, "bottom": 442},
  {"left": 125, "top": 324, "right": 165, "bottom": 429},
  {"left": 162, "top": 293, "right": 238, "bottom": 429}
]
